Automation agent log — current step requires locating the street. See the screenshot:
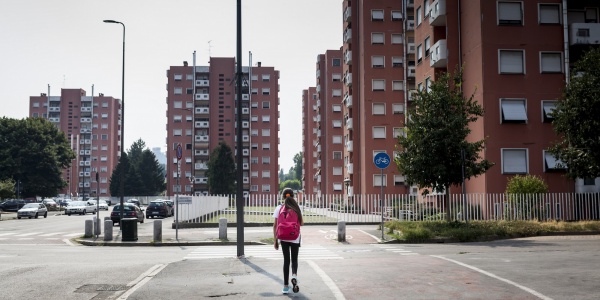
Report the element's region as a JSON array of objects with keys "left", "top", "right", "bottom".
[{"left": 0, "top": 213, "right": 599, "bottom": 299}]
